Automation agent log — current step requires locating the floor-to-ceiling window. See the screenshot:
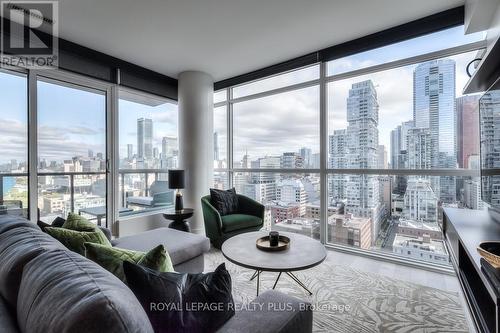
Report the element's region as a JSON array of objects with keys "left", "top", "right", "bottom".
[
  {"left": 0, "top": 69, "right": 28, "bottom": 217},
  {"left": 118, "top": 89, "right": 178, "bottom": 217},
  {"left": 214, "top": 25, "right": 486, "bottom": 266},
  {"left": 37, "top": 78, "right": 107, "bottom": 224}
]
